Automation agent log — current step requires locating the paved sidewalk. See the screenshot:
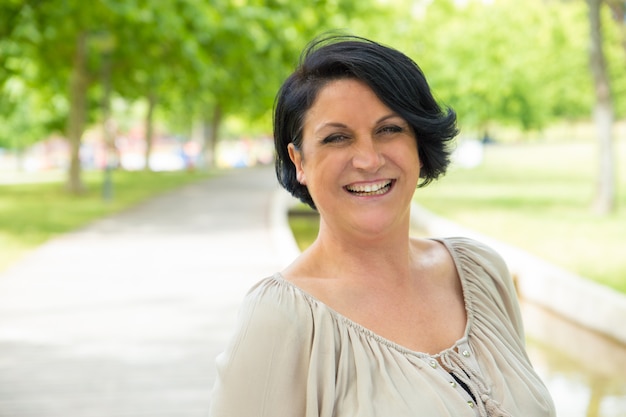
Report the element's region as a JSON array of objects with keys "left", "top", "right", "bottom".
[{"left": 0, "top": 166, "right": 298, "bottom": 417}]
